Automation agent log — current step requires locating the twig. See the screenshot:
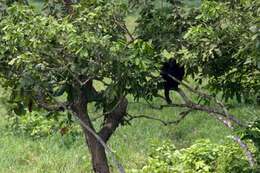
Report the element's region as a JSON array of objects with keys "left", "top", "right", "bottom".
[
  {"left": 127, "top": 109, "right": 192, "bottom": 126},
  {"left": 113, "top": 16, "right": 135, "bottom": 42}
]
